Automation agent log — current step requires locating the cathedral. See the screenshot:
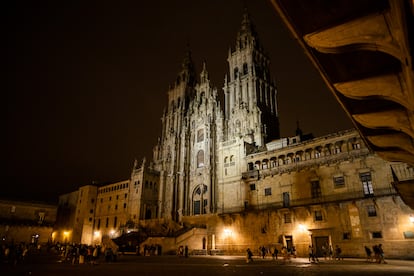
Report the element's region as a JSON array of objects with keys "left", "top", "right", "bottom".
[{"left": 54, "top": 11, "right": 414, "bottom": 258}]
